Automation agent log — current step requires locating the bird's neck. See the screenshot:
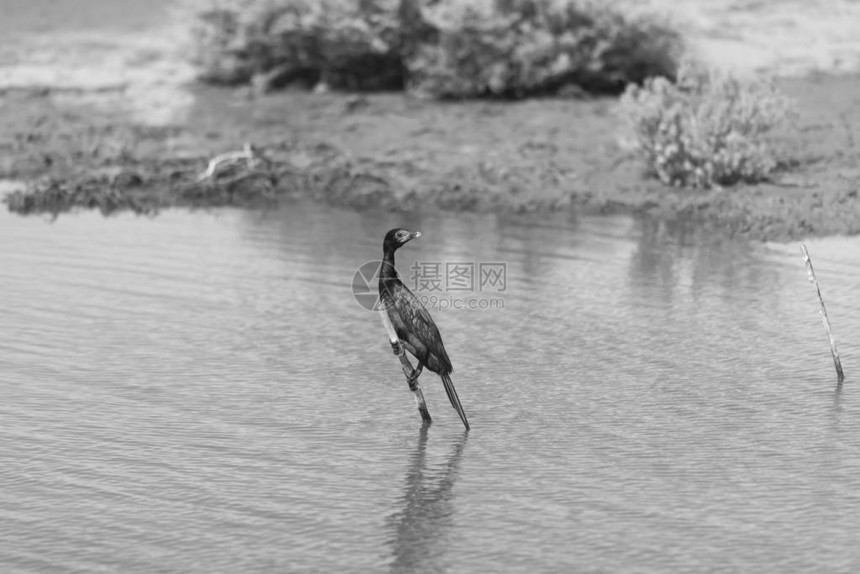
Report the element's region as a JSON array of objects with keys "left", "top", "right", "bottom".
[{"left": 380, "top": 250, "right": 398, "bottom": 281}]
